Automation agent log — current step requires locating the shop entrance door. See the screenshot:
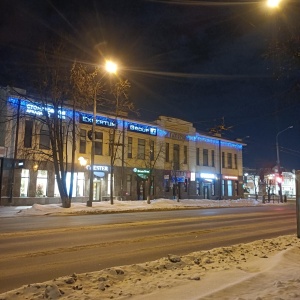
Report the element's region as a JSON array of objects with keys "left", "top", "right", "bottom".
[
  {"left": 93, "top": 180, "right": 103, "bottom": 201},
  {"left": 137, "top": 180, "right": 146, "bottom": 200},
  {"left": 203, "top": 185, "right": 210, "bottom": 199}
]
